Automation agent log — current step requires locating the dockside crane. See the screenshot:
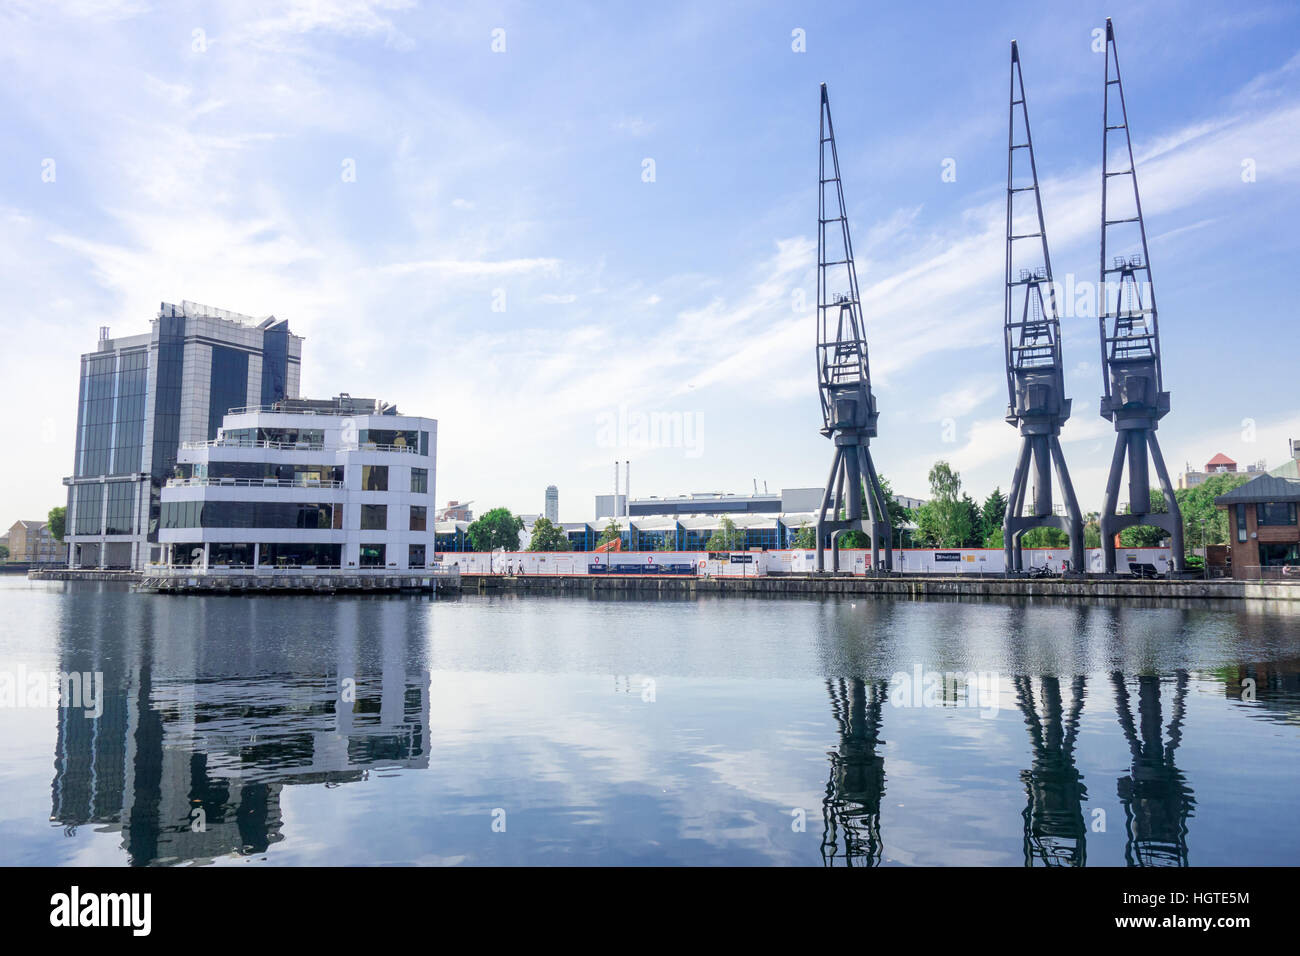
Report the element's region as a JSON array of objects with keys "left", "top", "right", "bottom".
[
  {"left": 813, "top": 83, "right": 892, "bottom": 573},
  {"left": 1001, "top": 41, "right": 1085, "bottom": 574},
  {"left": 1097, "top": 18, "right": 1184, "bottom": 572}
]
